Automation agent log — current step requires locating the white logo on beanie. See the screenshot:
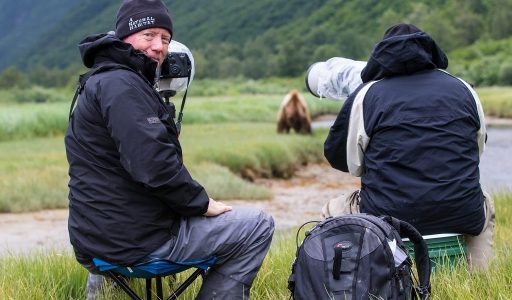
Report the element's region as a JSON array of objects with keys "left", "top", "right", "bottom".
[{"left": 128, "top": 16, "right": 156, "bottom": 31}]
